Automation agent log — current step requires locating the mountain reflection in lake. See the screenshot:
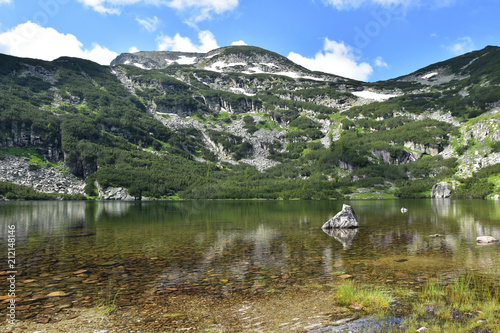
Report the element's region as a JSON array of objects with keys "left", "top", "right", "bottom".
[{"left": 0, "top": 200, "right": 499, "bottom": 320}]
